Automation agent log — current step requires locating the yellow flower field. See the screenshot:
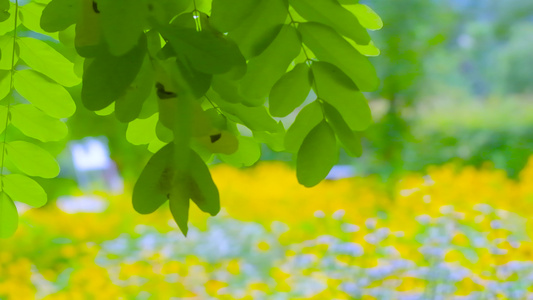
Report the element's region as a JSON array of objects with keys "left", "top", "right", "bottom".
[{"left": 3, "top": 158, "right": 533, "bottom": 299}]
